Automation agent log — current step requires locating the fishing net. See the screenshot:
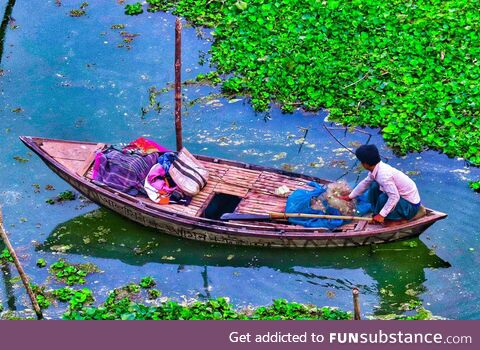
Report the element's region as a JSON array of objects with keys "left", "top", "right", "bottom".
[
  {"left": 286, "top": 181, "right": 371, "bottom": 229},
  {"left": 324, "top": 181, "right": 357, "bottom": 216}
]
